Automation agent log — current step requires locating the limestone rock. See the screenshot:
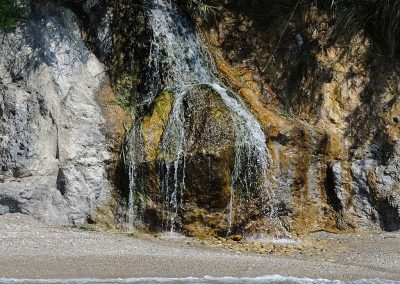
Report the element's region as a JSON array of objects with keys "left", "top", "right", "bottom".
[{"left": 0, "top": 5, "right": 115, "bottom": 225}]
